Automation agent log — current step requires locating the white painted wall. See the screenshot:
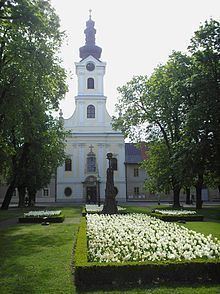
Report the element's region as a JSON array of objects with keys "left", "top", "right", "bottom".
[{"left": 57, "top": 54, "right": 126, "bottom": 202}]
